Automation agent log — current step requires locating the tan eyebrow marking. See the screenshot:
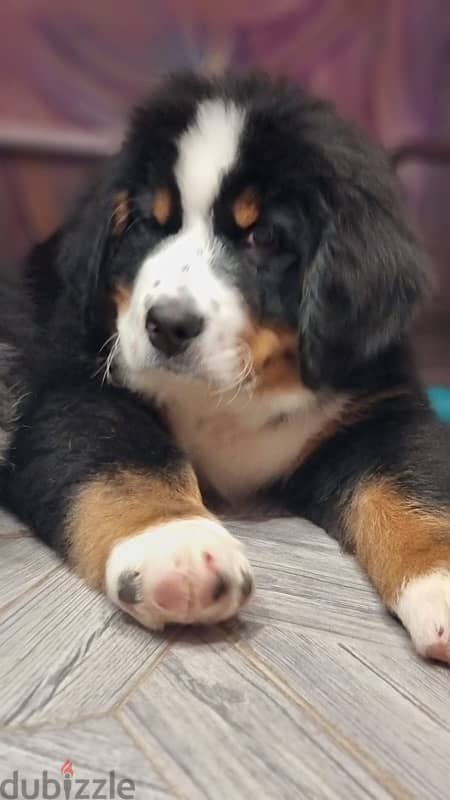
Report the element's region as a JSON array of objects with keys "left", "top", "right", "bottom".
[
  {"left": 112, "top": 191, "right": 129, "bottom": 236},
  {"left": 232, "top": 188, "right": 260, "bottom": 229},
  {"left": 151, "top": 188, "right": 172, "bottom": 226}
]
